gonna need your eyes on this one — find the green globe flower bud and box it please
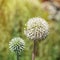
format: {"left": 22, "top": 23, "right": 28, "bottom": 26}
{"left": 9, "top": 37, "right": 25, "bottom": 53}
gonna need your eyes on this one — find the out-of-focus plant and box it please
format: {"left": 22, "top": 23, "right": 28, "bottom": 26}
{"left": 9, "top": 37, "right": 25, "bottom": 60}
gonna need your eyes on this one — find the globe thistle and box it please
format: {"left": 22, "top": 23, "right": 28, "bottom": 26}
{"left": 24, "top": 17, "right": 49, "bottom": 40}
{"left": 9, "top": 37, "right": 25, "bottom": 53}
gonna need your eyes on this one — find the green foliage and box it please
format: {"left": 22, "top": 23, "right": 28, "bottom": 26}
{"left": 0, "top": 0, "right": 60, "bottom": 60}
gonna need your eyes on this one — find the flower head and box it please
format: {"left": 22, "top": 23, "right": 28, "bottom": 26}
{"left": 9, "top": 37, "right": 25, "bottom": 53}
{"left": 24, "top": 17, "right": 49, "bottom": 40}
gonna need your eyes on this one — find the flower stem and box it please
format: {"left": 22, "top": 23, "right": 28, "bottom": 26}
{"left": 32, "top": 40, "right": 36, "bottom": 60}
{"left": 17, "top": 51, "right": 19, "bottom": 60}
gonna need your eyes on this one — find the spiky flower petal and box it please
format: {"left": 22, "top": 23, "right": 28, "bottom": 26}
{"left": 24, "top": 17, "right": 49, "bottom": 40}
{"left": 9, "top": 37, "right": 25, "bottom": 53}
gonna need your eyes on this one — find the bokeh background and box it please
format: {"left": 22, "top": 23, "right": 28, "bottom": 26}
{"left": 0, "top": 0, "right": 60, "bottom": 60}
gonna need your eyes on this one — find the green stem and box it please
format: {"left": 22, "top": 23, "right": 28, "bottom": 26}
{"left": 17, "top": 51, "right": 19, "bottom": 60}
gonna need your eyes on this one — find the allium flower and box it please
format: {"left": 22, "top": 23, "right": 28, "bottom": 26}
{"left": 24, "top": 17, "right": 49, "bottom": 40}
{"left": 9, "top": 37, "right": 25, "bottom": 53}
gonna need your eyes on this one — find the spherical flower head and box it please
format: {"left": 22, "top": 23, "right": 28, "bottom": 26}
{"left": 9, "top": 37, "right": 25, "bottom": 53}
{"left": 24, "top": 17, "right": 49, "bottom": 40}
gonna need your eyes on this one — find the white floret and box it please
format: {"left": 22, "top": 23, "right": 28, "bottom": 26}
{"left": 24, "top": 17, "right": 49, "bottom": 40}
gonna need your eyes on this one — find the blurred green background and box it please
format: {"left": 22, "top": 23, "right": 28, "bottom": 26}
{"left": 0, "top": 0, "right": 60, "bottom": 60}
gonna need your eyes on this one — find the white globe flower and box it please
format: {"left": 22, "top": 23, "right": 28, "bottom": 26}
{"left": 24, "top": 17, "right": 49, "bottom": 40}
{"left": 9, "top": 37, "right": 25, "bottom": 53}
